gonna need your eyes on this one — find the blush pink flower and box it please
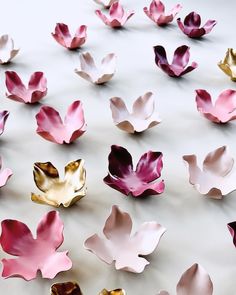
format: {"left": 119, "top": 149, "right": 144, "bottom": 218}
{"left": 94, "top": 0, "right": 117, "bottom": 9}
{"left": 5, "top": 71, "right": 47, "bottom": 104}
{"left": 0, "top": 211, "right": 72, "bottom": 280}
{"left": 95, "top": 1, "right": 135, "bottom": 28}
{"left": 144, "top": 0, "right": 182, "bottom": 26}
{"left": 177, "top": 12, "right": 217, "bottom": 38}
{"left": 36, "top": 100, "right": 86, "bottom": 144}
{"left": 154, "top": 45, "right": 198, "bottom": 77}
{"left": 0, "top": 156, "right": 12, "bottom": 188}
{"left": 0, "top": 111, "right": 9, "bottom": 136}
{"left": 52, "top": 23, "right": 87, "bottom": 50}
{"left": 84, "top": 205, "right": 166, "bottom": 273}
{"left": 104, "top": 145, "right": 165, "bottom": 197}
{"left": 0, "top": 35, "right": 19, "bottom": 64}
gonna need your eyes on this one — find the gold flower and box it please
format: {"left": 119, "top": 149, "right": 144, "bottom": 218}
{"left": 51, "top": 282, "right": 83, "bottom": 295}
{"left": 218, "top": 48, "right": 236, "bottom": 81}
{"left": 99, "top": 289, "right": 126, "bottom": 295}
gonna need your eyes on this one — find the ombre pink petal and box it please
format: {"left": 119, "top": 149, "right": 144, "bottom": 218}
{"left": 0, "top": 211, "right": 72, "bottom": 280}
{"left": 103, "top": 145, "right": 165, "bottom": 197}
{"left": 0, "top": 157, "right": 12, "bottom": 188}
{"left": 52, "top": 23, "right": 87, "bottom": 49}
{"left": 0, "top": 111, "right": 9, "bottom": 136}
{"left": 5, "top": 71, "right": 47, "bottom": 104}
{"left": 36, "top": 100, "right": 86, "bottom": 144}
{"left": 0, "top": 35, "right": 19, "bottom": 64}
{"left": 94, "top": 0, "right": 116, "bottom": 8}
{"left": 84, "top": 205, "right": 166, "bottom": 273}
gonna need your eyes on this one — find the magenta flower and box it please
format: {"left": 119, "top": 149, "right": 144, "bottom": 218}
{"left": 5, "top": 71, "right": 47, "bottom": 104}
{"left": 144, "top": 0, "right": 182, "bottom": 26}
{"left": 154, "top": 45, "right": 198, "bottom": 77}
{"left": 103, "top": 145, "right": 165, "bottom": 197}
{"left": 0, "top": 111, "right": 9, "bottom": 136}
{"left": 196, "top": 89, "right": 236, "bottom": 123}
{"left": 0, "top": 156, "right": 12, "bottom": 188}
{"left": 52, "top": 23, "right": 87, "bottom": 50}
{"left": 95, "top": 1, "right": 135, "bottom": 28}
{"left": 36, "top": 100, "right": 86, "bottom": 144}
{"left": 177, "top": 12, "right": 217, "bottom": 38}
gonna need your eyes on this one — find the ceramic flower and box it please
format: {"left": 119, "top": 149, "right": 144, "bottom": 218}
{"left": 36, "top": 100, "right": 86, "bottom": 144}
{"left": 51, "top": 282, "right": 83, "bottom": 295}
{"left": 143, "top": 0, "right": 182, "bottom": 26}
{"left": 31, "top": 160, "right": 86, "bottom": 208}
{"left": 0, "top": 111, "right": 9, "bottom": 136}
{"left": 100, "top": 289, "right": 126, "bottom": 295}
{"left": 183, "top": 146, "right": 236, "bottom": 199}
{"left": 94, "top": 0, "right": 116, "bottom": 9}
{"left": 177, "top": 12, "right": 217, "bottom": 38}
{"left": 0, "top": 211, "right": 72, "bottom": 280}
{"left": 75, "top": 52, "right": 116, "bottom": 85}
{"left": 218, "top": 49, "right": 236, "bottom": 82}
{"left": 104, "top": 145, "right": 165, "bottom": 197}
{"left": 5, "top": 71, "right": 47, "bottom": 104}
{"left": 0, "top": 156, "right": 12, "bottom": 188}
{"left": 157, "top": 263, "right": 213, "bottom": 295}
{"left": 95, "top": 1, "right": 135, "bottom": 28}
{"left": 0, "top": 35, "right": 19, "bottom": 64}
{"left": 153, "top": 45, "right": 198, "bottom": 77}
{"left": 84, "top": 205, "right": 166, "bottom": 273}
{"left": 195, "top": 89, "right": 236, "bottom": 123}
{"left": 52, "top": 23, "right": 87, "bottom": 50}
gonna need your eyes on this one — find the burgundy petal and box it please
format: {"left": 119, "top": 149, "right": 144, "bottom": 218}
{"left": 228, "top": 221, "right": 236, "bottom": 247}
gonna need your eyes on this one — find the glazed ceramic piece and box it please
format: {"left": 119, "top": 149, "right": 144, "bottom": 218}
{"left": 0, "top": 35, "right": 19, "bottom": 64}
{"left": 144, "top": 0, "right": 182, "bottom": 26}
{"left": 183, "top": 146, "right": 236, "bottom": 199}
{"left": 94, "top": 0, "right": 116, "bottom": 9}
{"left": 84, "top": 205, "right": 166, "bottom": 273}
{"left": 0, "top": 156, "right": 12, "bottom": 188}
{"left": 5, "top": 71, "right": 47, "bottom": 104}
{"left": 75, "top": 52, "right": 116, "bottom": 84}
{"left": 0, "top": 111, "right": 9, "bottom": 136}
{"left": 218, "top": 49, "right": 236, "bottom": 82}
{"left": 0, "top": 211, "right": 72, "bottom": 280}
{"left": 177, "top": 12, "right": 216, "bottom": 38}
{"left": 153, "top": 45, "right": 198, "bottom": 77}
{"left": 36, "top": 100, "right": 86, "bottom": 144}
{"left": 195, "top": 89, "right": 236, "bottom": 123}
{"left": 95, "top": 1, "right": 135, "bottom": 28}
{"left": 52, "top": 23, "right": 87, "bottom": 49}
{"left": 104, "top": 145, "right": 165, "bottom": 197}
{"left": 99, "top": 289, "right": 126, "bottom": 295}
{"left": 31, "top": 160, "right": 86, "bottom": 207}
{"left": 51, "top": 282, "right": 83, "bottom": 295}
{"left": 110, "top": 92, "right": 161, "bottom": 133}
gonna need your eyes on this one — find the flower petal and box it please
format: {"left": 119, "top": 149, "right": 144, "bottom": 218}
{"left": 172, "top": 45, "right": 190, "bottom": 69}
{"left": 33, "top": 162, "right": 59, "bottom": 192}
{"left": 5, "top": 71, "right": 27, "bottom": 103}
{"left": 184, "top": 12, "right": 201, "bottom": 27}
{"left": 0, "top": 110, "right": 9, "bottom": 135}
{"left": 51, "top": 281, "right": 83, "bottom": 295}
{"left": 28, "top": 72, "right": 47, "bottom": 103}
{"left": 108, "top": 145, "right": 133, "bottom": 177}
{"left": 203, "top": 19, "right": 217, "bottom": 34}
{"left": 228, "top": 221, "right": 236, "bottom": 247}
{"left": 99, "top": 289, "right": 126, "bottom": 295}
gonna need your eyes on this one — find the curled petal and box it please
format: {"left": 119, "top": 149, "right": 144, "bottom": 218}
{"left": 218, "top": 48, "right": 236, "bottom": 81}
{"left": 0, "top": 110, "right": 9, "bottom": 135}
{"left": 51, "top": 281, "right": 83, "bottom": 295}
{"left": 228, "top": 221, "right": 236, "bottom": 247}
{"left": 0, "top": 35, "right": 19, "bottom": 64}
{"left": 0, "top": 156, "right": 12, "bottom": 188}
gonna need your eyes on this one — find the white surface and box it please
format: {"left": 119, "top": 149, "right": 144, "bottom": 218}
{"left": 0, "top": 0, "right": 236, "bottom": 294}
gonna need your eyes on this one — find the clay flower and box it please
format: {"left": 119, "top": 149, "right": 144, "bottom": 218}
{"left": 143, "top": 0, "right": 182, "bottom": 26}
{"left": 0, "top": 111, "right": 9, "bottom": 136}
{"left": 75, "top": 52, "right": 116, "bottom": 85}
{"left": 157, "top": 264, "right": 213, "bottom": 295}
{"left": 94, "top": 0, "right": 116, "bottom": 9}
{"left": 95, "top": 1, "right": 135, "bottom": 28}
{"left": 84, "top": 205, "right": 166, "bottom": 273}
{"left": 218, "top": 49, "right": 236, "bottom": 82}
{"left": 183, "top": 146, "right": 236, "bottom": 199}
{"left": 0, "top": 156, "right": 12, "bottom": 188}
{"left": 0, "top": 211, "right": 72, "bottom": 280}
{"left": 110, "top": 92, "right": 161, "bottom": 133}
{"left": 36, "top": 100, "right": 86, "bottom": 144}
{"left": 0, "top": 35, "right": 19, "bottom": 64}
{"left": 51, "top": 282, "right": 83, "bottom": 295}
{"left": 31, "top": 160, "right": 86, "bottom": 208}
{"left": 104, "top": 145, "right": 165, "bottom": 197}
{"left": 5, "top": 71, "right": 47, "bottom": 104}
{"left": 153, "top": 45, "right": 198, "bottom": 77}
{"left": 100, "top": 289, "right": 126, "bottom": 295}
{"left": 195, "top": 89, "right": 236, "bottom": 123}
{"left": 52, "top": 23, "right": 87, "bottom": 50}
{"left": 177, "top": 12, "right": 217, "bottom": 38}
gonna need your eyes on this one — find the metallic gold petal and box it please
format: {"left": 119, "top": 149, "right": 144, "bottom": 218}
{"left": 218, "top": 48, "right": 236, "bottom": 81}
{"left": 33, "top": 162, "right": 59, "bottom": 192}
{"left": 99, "top": 289, "right": 126, "bottom": 295}
{"left": 51, "top": 281, "right": 83, "bottom": 295}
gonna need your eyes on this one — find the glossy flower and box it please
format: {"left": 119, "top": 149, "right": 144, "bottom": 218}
{"left": 110, "top": 92, "right": 161, "bottom": 133}
{"left": 0, "top": 156, "right": 12, "bottom": 188}
{"left": 94, "top": 0, "right": 116, "bottom": 9}
{"left": 100, "top": 289, "right": 126, "bottom": 295}
{"left": 84, "top": 205, "right": 166, "bottom": 273}
{"left": 153, "top": 45, "right": 197, "bottom": 77}
{"left": 75, "top": 52, "right": 116, "bottom": 84}
{"left": 5, "top": 71, "right": 47, "bottom": 104}
{"left": 36, "top": 100, "right": 86, "bottom": 144}
{"left": 177, "top": 12, "right": 216, "bottom": 38}
{"left": 52, "top": 23, "right": 87, "bottom": 50}
{"left": 51, "top": 282, "right": 82, "bottom": 295}
{"left": 0, "top": 35, "right": 19, "bottom": 64}
{"left": 144, "top": 0, "right": 182, "bottom": 26}
{"left": 218, "top": 48, "right": 236, "bottom": 82}
{"left": 0, "top": 111, "right": 9, "bottom": 136}
{"left": 0, "top": 211, "right": 72, "bottom": 280}
{"left": 104, "top": 145, "right": 164, "bottom": 197}
{"left": 95, "top": 1, "right": 135, "bottom": 28}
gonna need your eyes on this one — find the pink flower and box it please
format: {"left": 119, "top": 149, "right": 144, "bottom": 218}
{"left": 94, "top": 0, "right": 116, "bottom": 9}
{"left": 0, "top": 156, "right": 12, "bottom": 188}
{"left": 0, "top": 111, "right": 9, "bottom": 136}
{"left": 84, "top": 205, "right": 166, "bottom": 273}
{"left": 52, "top": 23, "right": 87, "bottom": 50}
{"left": 0, "top": 211, "right": 72, "bottom": 280}
{"left": 144, "top": 0, "right": 182, "bottom": 26}
{"left": 196, "top": 89, "right": 236, "bottom": 123}
{"left": 0, "top": 35, "right": 19, "bottom": 64}
{"left": 154, "top": 45, "right": 197, "bottom": 77}
{"left": 36, "top": 100, "right": 86, "bottom": 144}
{"left": 177, "top": 12, "right": 217, "bottom": 38}
{"left": 104, "top": 145, "right": 165, "bottom": 197}
{"left": 95, "top": 1, "right": 135, "bottom": 28}
{"left": 5, "top": 71, "right": 47, "bottom": 104}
